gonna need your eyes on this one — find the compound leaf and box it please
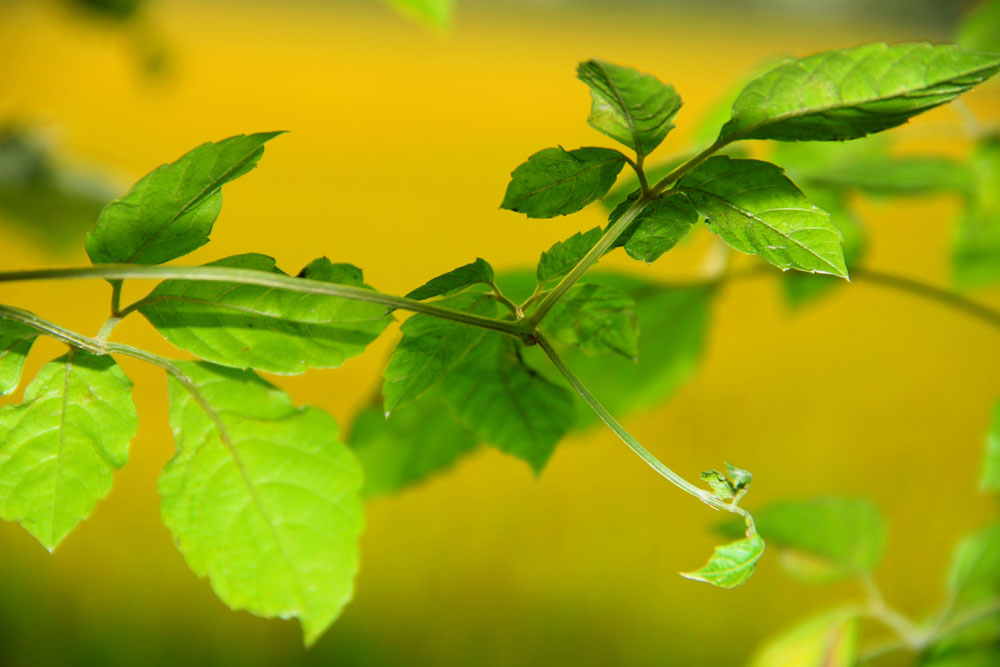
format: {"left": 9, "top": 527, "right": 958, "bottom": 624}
{"left": 750, "top": 609, "right": 860, "bottom": 667}
{"left": 382, "top": 291, "right": 497, "bottom": 414}
{"left": 719, "top": 43, "right": 1000, "bottom": 143}
{"left": 607, "top": 190, "right": 699, "bottom": 262}
{"left": 540, "top": 283, "right": 638, "bottom": 359}
{"left": 139, "top": 254, "right": 392, "bottom": 375}
{"left": 160, "top": 361, "right": 363, "bottom": 646}
{"left": 576, "top": 59, "right": 682, "bottom": 155}
{"left": 953, "top": 136, "right": 1000, "bottom": 287}
{"left": 536, "top": 227, "right": 602, "bottom": 286}
{"left": 982, "top": 401, "right": 1000, "bottom": 493}
{"left": 406, "top": 258, "right": 494, "bottom": 300}
{"left": 86, "top": 132, "right": 281, "bottom": 265}
{"left": 0, "top": 320, "right": 38, "bottom": 396}
{"left": 501, "top": 146, "right": 626, "bottom": 218}
{"left": 349, "top": 389, "right": 478, "bottom": 497}
{"left": 681, "top": 533, "right": 765, "bottom": 589}
{"left": 678, "top": 156, "right": 847, "bottom": 277}
{"left": 0, "top": 351, "right": 136, "bottom": 550}
{"left": 442, "top": 332, "right": 575, "bottom": 473}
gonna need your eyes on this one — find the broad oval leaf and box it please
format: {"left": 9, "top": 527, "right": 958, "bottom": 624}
{"left": 678, "top": 156, "right": 847, "bottom": 277}
{"left": 442, "top": 332, "right": 575, "bottom": 473}
{"left": 405, "top": 258, "right": 494, "bottom": 301}
{"left": 382, "top": 291, "right": 497, "bottom": 415}
{"left": 160, "top": 361, "right": 363, "bottom": 645}
{"left": 86, "top": 132, "right": 281, "bottom": 265}
{"left": 536, "top": 227, "right": 602, "bottom": 286}
{"left": 138, "top": 253, "right": 392, "bottom": 375}
{"left": 501, "top": 146, "right": 626, "bottom": 219}
{"left": 608, "top": 190, "right": 699, "bottom": 263}
{"left": 0, "top": 351, "right": 136, "bottom": 550}
{"left": 576, "top": 60, "right": 682, "bottom": 155}
{"left": 681, "top": 533, "right": 765, "bottom": 589}
{"left": 981, "top": 401, "right": 1000, "bottom": 493}
{"left": 349, "top": 389, "right": 478, "bottom": 498}
{"left": 0, "top": 320, "right": 38, "bottom": 396}
{"left": 540, "top": 283, "right": 638, "bottom": 359}
{"left": 750, "top": 609, "right": 860, "bottom": 667}
{"left": 719, "top": 43, "right": 1000, "bottom": 143}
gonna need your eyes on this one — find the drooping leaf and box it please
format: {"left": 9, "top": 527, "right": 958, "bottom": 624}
{"left": 501, "top": 146, "right": 627, "bottom": 218}
{"left": 348, "top": 389, "right": 478, "bottom": 497}
{"left": 781, "top": 187, "right": 867, "bottom": 308}
{"left": 86, "top": 132, "right": 281, "bottom": 265}
{"left": 382, "top": 291, "right": 497, "bottom": 414}
{"left": 536, "top": 227, "right": 602, "bottom": 286}
{"left": 953, "top": 136, "right": 1000, "bottom": 288}
{"left": 405, "top": 258, "right": 494, "bottom": 300}
{"left": 947, "top": 521, "right": 1000, "bottom": 611}
{"left": 981, "top": 401, "right": 1000, "bottom": 493}
{"left": 383, "top": 0, "right": 453, "bottom": 29}
{"left": 701, "top": 470, "right": 735, "bottom": 500}
{"left": 0, "top": 320, "right": 38, "bottom": 396}
{"left": 576, "top": 60, "right": 682, "bottom": 155}
{"left": 678, "top": 156, "right": 847, "bottom": 277}
{"left": 718, "top": 497, "right": 886, "bottom": 583}
{"left": 681, "top": 533, "right": 765, "bottom": 589}
{"left": 958, "top": 0, "right": 1000, "bottom": 54}
{"left": 0, "top": 351, "right": 136, "bottom": 550}
{"left": 749, "top": 609, "right": 860, "bottom": 667}
{"left": 719, "top": 43, "right": 1000, "bottom": 143}
{"left": 607, "top": 190, "right": 699, "bottom": 262}
{"left": 160, "top": 361, "right": 363, "bottom": 645}
{"left": 139, "top": 254, "right": 392, "bottom": 375}
{"left": 540, "top": 283, "right": 638, "bottom": 359}
{"left": 442, "top": 332, "right": 575, "bottom": 473}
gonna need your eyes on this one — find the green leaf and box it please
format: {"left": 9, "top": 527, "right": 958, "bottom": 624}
{"left": 0, "top": 351, "right": 136, "bottom": 550}
{"left": 139, "top": 253, "right": 392, "bottom": 375}
{"left": 681, "top": 533, "right": 765, "bottom": 589}
{"left": 86, "top": 132, "right": 281, "bottom": 265}
{"left": 701, "top": 470, "right": 735, "bottom": 500}
{"left": 0, "top": 320, "right": 38, "bottom": 396}
{"left": 726, "top": 462, "right": 753, "bottom": 491}
{"left": 501, "top": 147, "right": 627, "bottom": 219}
{"left": 749, "top": 609, "right": 860, "bottom": 667}
{"left": 953, "top": 136, "right": 1000, "bottom": 288}
{"left": 540, "top": 283, "right": 638, "bottom": 359}
{"left": 576, "top": 60, "right": 682, "bottom": 155}
{"left": 719, "top": 43, "right": 1000, "bottom": 143}
{"left": 781, "top": 187, "right": 866, "bottom": 308}
{"left": 607, "top": 190, "right": 699, "bottom": 262}
{"left": 160, "top": 361, "right": 363, "bottom": 645}
{"left": 382, "top": 291, "right": 497, "bottom": 415}
{"left": 405, "top": 258, "right": 494, "bottom": 300}
{"left": 348, "top": 389, "right": 478, "bottom": 497}
{"left": 958, "top": 0, "right": 1000, "bottom": 54}
{"left": 678, "top": 156, "right": 847, "bottom": 277}
{"left": 442, "top": 332, "right": 575, "bottom": 473}
{"left": 719, "top": 497, "right": 886, "bottom": 583}
{"left": 981, "top": 401, "right": 1000, "bottom": 493}
{"left": 536, "top": 227, "right": 602, "bottom": 286}
{"left": 947, "top": 521, "right": 1000, "bottom": 610}
{"left": 384, "top": 0, "right": 452, "bottom": 29}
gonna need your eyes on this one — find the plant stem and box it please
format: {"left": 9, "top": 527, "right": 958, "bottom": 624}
{"left": 0, "top": 265, "right": 531, "bottom": 339}
{"left": 535, "top": 331, "right": 749, "bottom": 519}
{"left": 651, "top": 139, "right": 726, "bottom": 194}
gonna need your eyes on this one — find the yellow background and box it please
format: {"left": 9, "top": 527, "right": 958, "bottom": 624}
{"left": 0, "top": 1, "right": 998, "bottom": 664}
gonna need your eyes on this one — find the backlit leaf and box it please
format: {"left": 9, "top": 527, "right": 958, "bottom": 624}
{"left": 501, "top": 146, "right": 626, "bottom": 218}
{"left": 958, "top": 0, "right": 1000, "bottom": 54}
{"left": 720, "top": 43, "right": 1000, "bottom": 143}
{"left": 139, "top": 253, "right": 392, "bottom": 375}
{"left": 406, "top": 258, "right": 495, "bottom": 300}
{"left": 678, "top": 156, "right": 847, "bottom": 277}
{"left": 953, "top": 136, "right": 1000, "bottom": 288}
{"left": 607, "top": 190, "right": 698, "bottom": 262}
{"left": 681, "top": 533, "right": 765, "bottom": 589}
{"left": 536, "top": 227, "right": 602, "bottom": 286}
{"left": 541, "top": 283, "right": 638, "bottom": 359}
{"left": 749, "top": 609, "right": 860, "bottom": 667}
{"left": 947, "top": 521, "right": 1000, "bottom": 610}
{"left": 160, "top": 361, "right": 363, "bottom": 645}
{"left": 981, "top": 401, "right": 1000, "bottom": 493}
{"left": 0, "top": 351, "right": 136, "bottom": 550}
{"left": 86, "top": 132, "right": 281, "bottom": 265}
{"left": 0, "top": 320, "right": 38, "bottom": 396}
{"left": 576, "top": 60, "right": 682, "bottom": 155}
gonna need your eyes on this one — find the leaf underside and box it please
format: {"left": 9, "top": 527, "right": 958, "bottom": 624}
{"left": 0, "top": 320, "right": 39, "bottom": 396}
{"left": 681, "top": 533, "right": 765, "bottom": 589}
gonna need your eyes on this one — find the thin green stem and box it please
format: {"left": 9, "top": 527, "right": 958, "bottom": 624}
{"left": 109, "top": 280, "right": 123, "bottom": 317}
{"left": 651, "top": 138, "right": 727, "bottom": 194}
{"left": 535, "top": 331, "right": 749, "bottom": 519}
{"left": 0, "top": 265, "right": 530, "bottom": 339}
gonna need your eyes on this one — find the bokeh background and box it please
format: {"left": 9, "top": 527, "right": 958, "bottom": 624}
{"left": 1, "top": 0, "right": 998, "bottom": 665}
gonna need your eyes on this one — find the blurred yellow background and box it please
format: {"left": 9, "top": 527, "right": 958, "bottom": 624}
{"left": 1, "top": 1, "right": 998, "bottom": 664}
